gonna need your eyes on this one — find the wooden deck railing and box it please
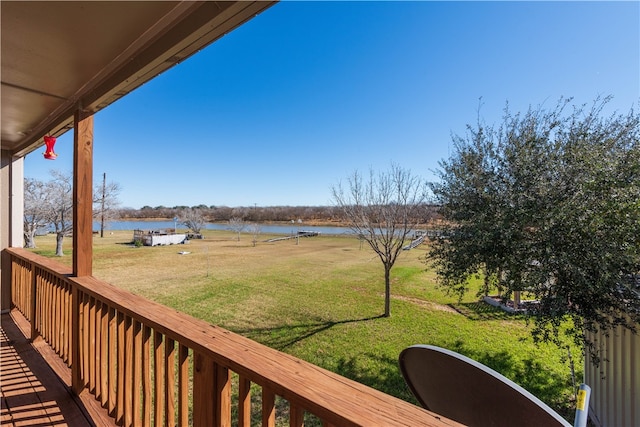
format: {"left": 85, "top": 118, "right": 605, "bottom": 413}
{"left": 6, "top": 247, "right": 462, "bottom": 427}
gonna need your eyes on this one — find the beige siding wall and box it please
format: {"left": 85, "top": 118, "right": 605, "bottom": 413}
{"left": 1, "top": 151, "right": 24, "bottom": 312}
{"left": 585, "top": 321, "right": 639, "bottom": 427}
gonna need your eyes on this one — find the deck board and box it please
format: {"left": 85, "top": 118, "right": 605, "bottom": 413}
{"left": 1, "top": 311, "right": 114, "bottom": 427}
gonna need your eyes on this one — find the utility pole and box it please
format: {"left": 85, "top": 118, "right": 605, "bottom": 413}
{"left": 100, "top": 172, "right": 106, "bottom": 238}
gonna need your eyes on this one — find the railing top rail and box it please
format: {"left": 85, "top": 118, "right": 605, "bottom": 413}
{"left": 7, "top": 247, "right": 72, "bottom": 277}
{"left": 6, "top": 247, "right": 462, "bottom": 427}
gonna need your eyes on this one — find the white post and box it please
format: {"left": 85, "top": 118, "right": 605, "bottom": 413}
{"left": 0, "top": 152, "right": 24, "bottom": 312}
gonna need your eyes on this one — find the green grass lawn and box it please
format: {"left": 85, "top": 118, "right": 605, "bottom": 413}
{"left": 31, "top": 229, "right": 580, "bottom": 420}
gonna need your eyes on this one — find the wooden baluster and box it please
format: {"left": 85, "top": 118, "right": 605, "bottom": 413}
{"left": 29, "top": 262, "right": 37, "bottom": 340}
{"left": 154, "top": 332, "right": 164, "bottom": 427}
{"left": 52, "top": 275, "right": 57, "bottom": 345}
{"left": 63, "top": 283, "right": 70, "bottom": 364}
{"left": 134, "top": 320, "right": 143, "bottom": 424}
{"left": 27, "top": 262, "right": 30, "bottom": 313}
{"left": 116, "top": 311, "right": 125, "bottom": 425}
{"left": 124, "top": 315, "right": 134, "bottom": 427}
{"left": 142, "top": 326, "right": 152, "bottom": 427}
{"left": 23, "top": 261, "right": 27, "bottom": 313}
{"left": 71, "top": 287, "right": 82, "bottom": 394}
{"left": 69, "top": 285, "right": 74, "bottom": 363}
{"left": 10, "top": 260, "right": 15, "bottom": 309}
{"left": 48, "top": 274, "right": 54, "bottom": 342}
{"left": 14, "top": 261, "right": 20, "bottom": 313}
{"left": 13, "top": 260, "right": 18, "bottom": 311}
{"left": 238, "top": 376, "right": 252, "bottom": 427}
{"left": 89, "top": 297, "right": 97, "bottom": 394}
{"left": 108, "top": 308, "right": 117, "bottom": 416}
{"left": 49, "top": 274, "right": 55, "bottom": 344}
{"left": 178, "top": 345, "right": 189, "bottom": 426}
{"left": 215, "top": 363, "right": 231, "bottom": 427}
{"left": 34, "top": 271, "right": 40, "bottom": 338}
{"left": 290, "top": 403, "right": 304, "bottom": 427}
{"left": 39, "top": 273, "right": 44, "bottom": 338}
{"left": 11, "top": 260, "right": 16, "bottom": 309}
{"left": 54, "top": 277, "right": 61, "bottom": 353}
{"left": 67, "top": 284, "right": 72, "bottom": 362}
{"left": 44, "top": 275, "right": 51, "bottom": 343}
{"left": 192, "top": 351, "right": 214, "bottom": 427}
{"left": 262, "top": 388, "right": 275, "bottom": 427}
{"left": 100, "top": 303, "right": 109, "bottom": 407}
{"left": 14, "top": 260, "right": 18, "bottom": 309}
{"left": 60, "top": 280, "right": 65, "bottom": 354}
{"left": 165, "top": 338, "right": 176, "bottom": 427}
{"left": 93, "top": 300, "right": 101, "bottom": 397}
{"left": 14, "top": 260, "right": 19, "bottom": 311}
{"left": 82, "top": 293, "right": 90, "bottom": 388}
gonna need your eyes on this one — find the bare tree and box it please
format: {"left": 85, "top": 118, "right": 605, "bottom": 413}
{"left": 179, "top": 208, "right": 207, "bottom": 235}
{"left": 228, "top": 217, "right": 246, "bottom": 241}
{"left": 23, "top": 178, "right": 50, "bottom": 248}
{"left": 248, "top": 223, "right": 262, "bottom": 247}
{"left": 94, "top": 172, "right": 121, "bottom": 237}
{"left": 42, "top": 170, "right": 73, "bottom": 256}
{"left": 332, "top": 164, "right": 429, "bottom": 317}
{"left": 25, "top": 171, "right": 121, "bottom": 252}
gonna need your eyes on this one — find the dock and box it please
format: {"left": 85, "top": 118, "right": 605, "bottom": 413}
{"left": 266, "top": 230, "right": 320, "bottom": 242}
{"left": 402, "top": 230, "right": 444, "bottom": 250}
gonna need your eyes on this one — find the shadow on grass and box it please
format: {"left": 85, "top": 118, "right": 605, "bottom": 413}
{"left": 333, "top": 351, "right": 418, "bottom": 403}
{"left": 450, "top": 300, "right": 526, "bottom": 321}
{"left": 233, "top": 314, "right": 385, "bottom": 350}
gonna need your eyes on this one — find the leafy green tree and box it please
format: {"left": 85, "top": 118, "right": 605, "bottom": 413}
{"left": 429, "top": 97, "right": 640, "bottom": 358}
{"left": 332, "top": 164, "right": 429, "bottom": 317}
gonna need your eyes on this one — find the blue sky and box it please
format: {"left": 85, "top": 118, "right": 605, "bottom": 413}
{"left": 24, "top": 1, "right": 640, "bottom": 209}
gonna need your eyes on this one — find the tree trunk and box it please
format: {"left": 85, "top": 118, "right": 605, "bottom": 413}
{"left": 55, "top": 232, "right": 65, "bottom": 256}
{"left": 24, "top": 230, "right": 36, "bottom": 248}
{"left": 384, "top": 265, "right": 391, "bottom": 317}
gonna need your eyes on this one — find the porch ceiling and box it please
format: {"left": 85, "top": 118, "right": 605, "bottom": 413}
{"left": 1, "top": 1, "right": 276, "bottom": 158}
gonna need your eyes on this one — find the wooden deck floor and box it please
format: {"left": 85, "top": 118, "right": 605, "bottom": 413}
{"left": 1, "top": 311, "right": 113, "bottom": 427}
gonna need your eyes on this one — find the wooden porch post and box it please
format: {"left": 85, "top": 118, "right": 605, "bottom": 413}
{"left": 71, "top": 111, "right": 93, "bottom": 394}
{"left": 72, "top": 111, "right": 93, "bottom": 277}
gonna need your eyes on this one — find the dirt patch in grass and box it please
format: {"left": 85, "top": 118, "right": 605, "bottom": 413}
{"left": 389, "top": 294, "right": 460, "bottom": 314}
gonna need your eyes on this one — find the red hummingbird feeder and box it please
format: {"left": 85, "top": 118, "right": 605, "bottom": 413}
{"left": 43, "top": 135, "right": 57, "bottom": 160}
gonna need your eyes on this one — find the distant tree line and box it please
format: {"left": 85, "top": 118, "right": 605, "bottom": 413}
{"left": 119, "top": 204, "right": 440, "bottom": 224}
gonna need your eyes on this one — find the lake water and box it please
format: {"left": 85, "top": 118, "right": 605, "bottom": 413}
{"left": 98, "top": 220, "right": 354, "bottom": 236}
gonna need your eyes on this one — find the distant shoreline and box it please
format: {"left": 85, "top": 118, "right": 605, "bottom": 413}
{"left": 117, "top": 217, "right": 347, "bottom": 227}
